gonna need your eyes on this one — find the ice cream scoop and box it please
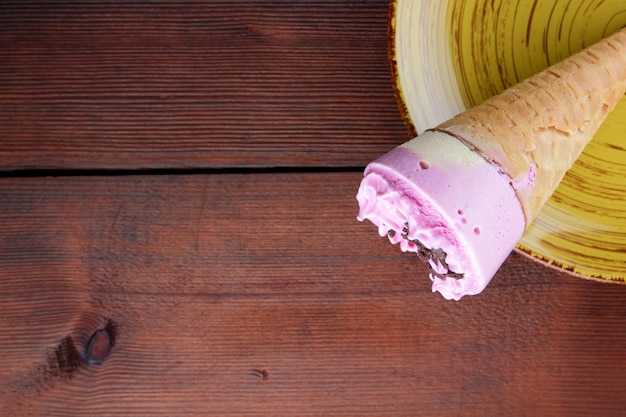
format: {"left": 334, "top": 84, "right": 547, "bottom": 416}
{"left": 357, "top": 27, "right": 626, "bottom": 300}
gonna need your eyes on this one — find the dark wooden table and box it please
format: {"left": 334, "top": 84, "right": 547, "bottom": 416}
{"left": 1, "top": 2, "right": 625, "bottom": 416}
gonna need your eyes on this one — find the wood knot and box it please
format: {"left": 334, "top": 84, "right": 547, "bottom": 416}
{"left": 85, "top": 319, "right": 117, "bottom": 365}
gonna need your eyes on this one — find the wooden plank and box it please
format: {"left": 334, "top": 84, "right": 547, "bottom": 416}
{"left": 1, "top": 173, "right": 625, "bottom": 416}
{"left": 0, "top": 1, "right": 408, "bottom": 171}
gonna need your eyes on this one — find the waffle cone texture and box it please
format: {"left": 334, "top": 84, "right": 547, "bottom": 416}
{"left": 429, "top": 27, "right": 626, "bottom": 227}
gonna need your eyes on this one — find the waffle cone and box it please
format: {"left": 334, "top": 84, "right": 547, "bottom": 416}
{"left": 429, "top": 28, "right": 626, "bottom": 227}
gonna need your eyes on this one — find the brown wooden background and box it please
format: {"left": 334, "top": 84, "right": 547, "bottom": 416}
{"left": 1, "top": 2, "right": 625, "bottom": 416}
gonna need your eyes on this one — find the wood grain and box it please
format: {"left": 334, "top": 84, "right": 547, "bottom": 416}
{"left": 1, "top": 173, "right": 625, "bottom": 416}
{"left": 0, "top": 1, "right": 408, "bottom": 171}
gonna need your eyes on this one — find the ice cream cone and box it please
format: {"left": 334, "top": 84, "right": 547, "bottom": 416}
{"left": 430, "top": 27, "right": 626, "bottom": 226}
{"left": 357, "top": 28, "right": 626, "bottom": 300}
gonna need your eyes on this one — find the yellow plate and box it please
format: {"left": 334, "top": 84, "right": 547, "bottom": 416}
{"left": 389, "top": 0, "right": 626, "bottom": 283}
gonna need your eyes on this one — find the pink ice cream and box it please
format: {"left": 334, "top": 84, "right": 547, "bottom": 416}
{"left": 357, "top": 131, "right": 526, "bottom": 300}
